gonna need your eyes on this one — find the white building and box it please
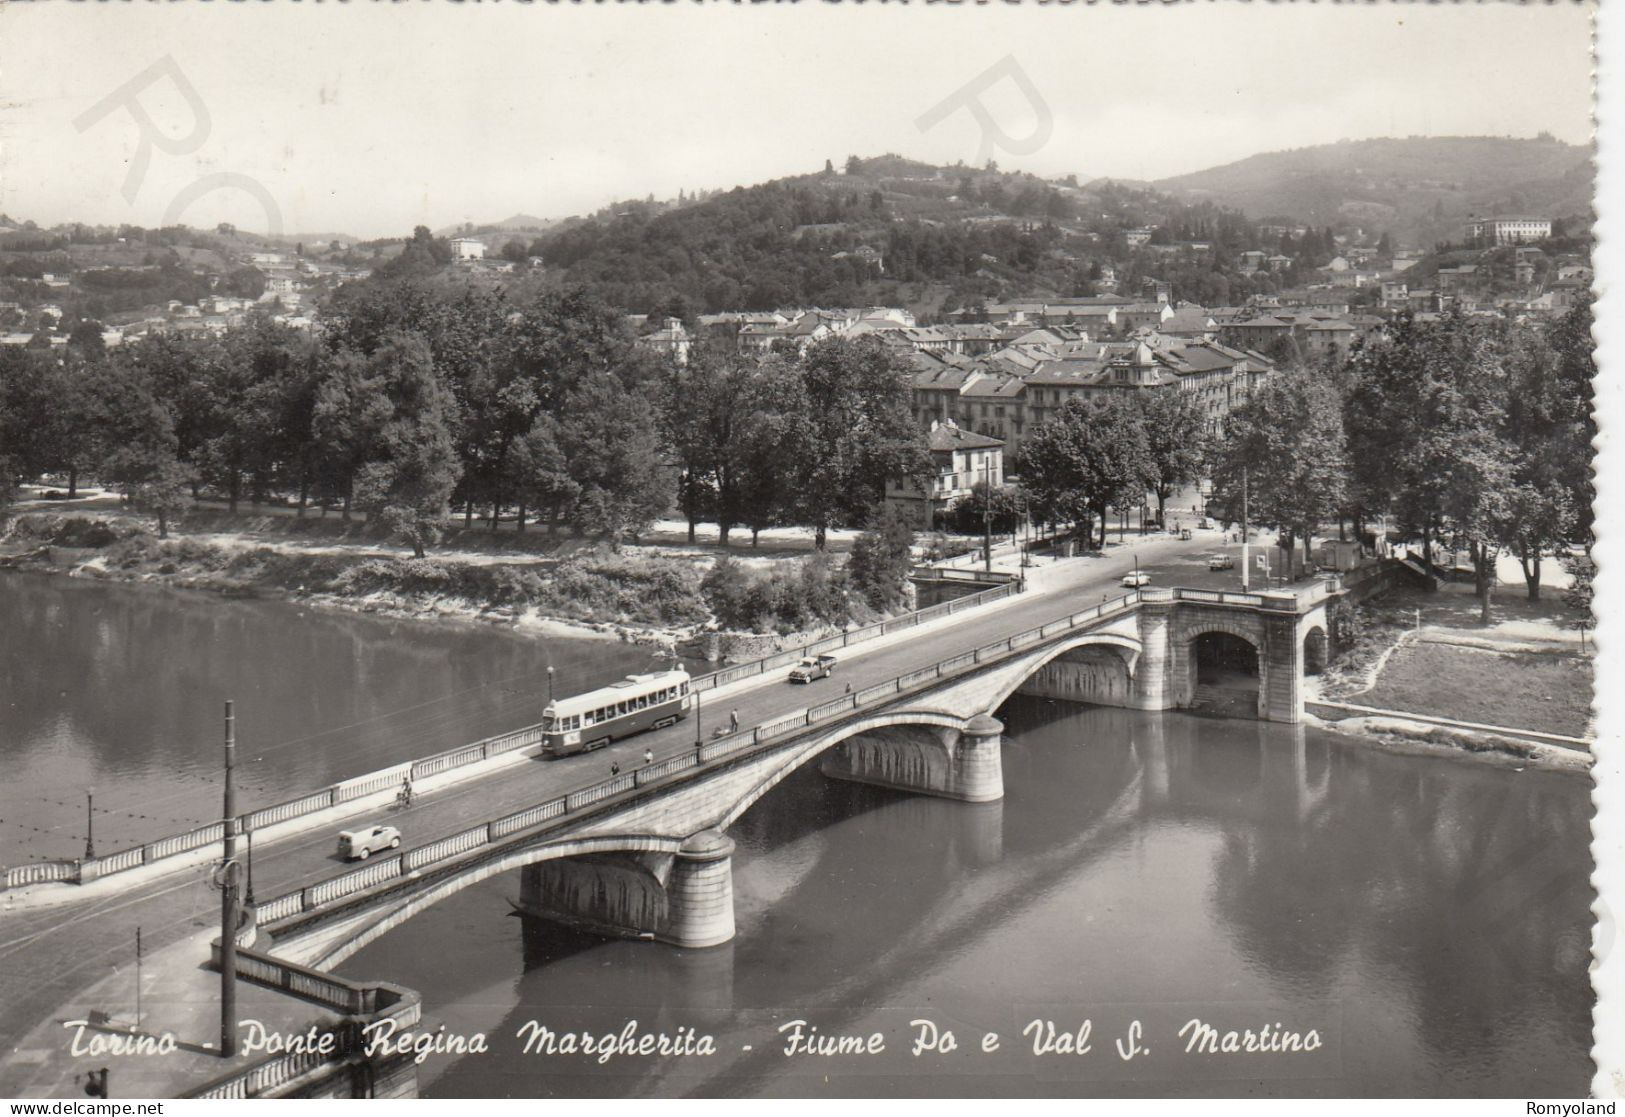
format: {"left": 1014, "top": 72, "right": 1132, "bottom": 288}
{"left": 451, "top": 237, "right": 487, "bottom": 261}
{"left": 1465, "top": 216, "right": 1552, "bottom": 245}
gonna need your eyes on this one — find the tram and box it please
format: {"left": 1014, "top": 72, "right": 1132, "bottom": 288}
{"left": 540, "top": 669, "right": 692, "bottom": 757}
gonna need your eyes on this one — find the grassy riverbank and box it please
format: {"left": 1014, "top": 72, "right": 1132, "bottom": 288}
{"left": 1316, "top": 580, "right": 1593, "bottom": 746}
{"left": 1, "top": 511, "right": 711, "bottom": 637}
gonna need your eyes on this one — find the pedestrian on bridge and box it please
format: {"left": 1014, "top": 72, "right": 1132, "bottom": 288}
{"left": 729, "top": 709, "right": 740, "bottom": 732}
{"left": 611, "top": 761, "right": 620, "bottom": 777}
{"left": 644, "top": 747, "right": 654, "bottom": 767}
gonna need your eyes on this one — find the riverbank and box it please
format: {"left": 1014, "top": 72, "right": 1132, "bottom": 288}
{"left": 0, "top": 510, "right": 717, "bottom": 648}
{"left": 0, "top": 509, "right": 928, "bottom": 660}
{"left": 1307, "top": 578, "right": 1593, "bottom": 770}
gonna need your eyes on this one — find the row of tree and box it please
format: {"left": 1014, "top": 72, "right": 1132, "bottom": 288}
{"left": 990, "top": 301, "right": 1592, "bottom": 627}
{"left": 1206, "top": 301, "right": 1595, "bottom": 621}
{"left": 0, "top": 281, "right": 932, "bottom": 559}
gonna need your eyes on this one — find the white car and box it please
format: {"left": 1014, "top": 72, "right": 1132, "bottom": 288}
{"left": 789, "top": 654, "right": 838, "bottom": 683}
{"left": 337, "top": 824, "right": 401, "bottom": 861}
{"left": 1121, "top": 571, "right": 1152, "bottom": 587}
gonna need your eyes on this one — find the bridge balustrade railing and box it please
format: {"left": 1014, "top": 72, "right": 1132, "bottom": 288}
{"left": 306, "top": 855, "right": 403, "bottom": 909}
{"left": 490, "top": 798, "right": 566, "bottom": 839}
{"left": 248, "top": 586, "right": 1169, "bottom": 927}
{"left": 186, "top": 963, "right": 420, "bottom": 1100}
{"left": 405, "top": 825, "right": 491, "bottom": 872}
{"left": 4, "top": 860, "right": 79, "bottom": 888}
{"left": 639, "top": 752, "right": 698, "bottom": 784}
{"left": 699, "top": 731, "right": 754, "bottom": 763}
{"left": 567, "top": 773, "right": 635, "bottom": 811}
{"left": 143, "top": 822, "right": 224, "bottom": 863}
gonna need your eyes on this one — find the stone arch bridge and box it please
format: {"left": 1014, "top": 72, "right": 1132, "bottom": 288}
{"left": 251, "top": 586, "right": 1333, "bottom": 968}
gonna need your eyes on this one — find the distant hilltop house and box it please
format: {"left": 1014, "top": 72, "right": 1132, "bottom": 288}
{"left": 1465, "top": 215, "right": 1551, "bottom": 246}
{"left": 249, "top": 252, "right": 287, "bottom": 268}
{"left": 634, "top": 317, "right": 691, "bottom": 365}
{"left": 451, "top": 237, "right": 487, "bottom": 261}
{"left": 830, "top": 245, "right": 884, "bottom": 272}
{"left": 1124, "top": 228, "right": 1154, "bottom": 248}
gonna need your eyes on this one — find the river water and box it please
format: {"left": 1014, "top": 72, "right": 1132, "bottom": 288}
{"left": 0, "top": 572, "right": 693, "bottom": 864}
{"left": 1, "top": 573, "right": 1596, "bottom": 1096}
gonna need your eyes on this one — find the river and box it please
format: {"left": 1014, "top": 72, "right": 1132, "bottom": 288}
{"left": 0, "top": 571, "right": 697, "bottom": 864}
{"left": 1, "top": 573, "right": 1596, "bottom": 1096}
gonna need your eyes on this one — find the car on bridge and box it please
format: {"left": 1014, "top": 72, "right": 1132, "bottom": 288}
{"left": 1120, "top": 571, "right": 1152, "bottom": 587}
{"left": 337, "top": 824, "right": 401, "bottom": 861}
{"left": 1208, "top": 555, "right": 1235, "bottom": 571}
{"left": 788, "top": 654, "right": 838, "bottom": 683}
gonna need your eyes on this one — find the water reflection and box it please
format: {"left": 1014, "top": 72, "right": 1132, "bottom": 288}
{"left": 0, "top": 573, "right": 696, "bottom": 860}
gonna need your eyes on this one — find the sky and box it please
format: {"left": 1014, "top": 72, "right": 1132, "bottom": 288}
{"left": 0, "top": 1, "right": 1598, "bottom": 239}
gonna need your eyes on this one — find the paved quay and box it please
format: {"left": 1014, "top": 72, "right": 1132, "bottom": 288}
{"left": 0, "top": 926, "right": 340, "bottom": 1100}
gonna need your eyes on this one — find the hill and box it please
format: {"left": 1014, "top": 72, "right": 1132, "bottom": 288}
{"left": 1154, "top": 136, "right": 1593, "bottom": 247}
{"left": 521, "top": 155, "right": 1277, "bottom": 317}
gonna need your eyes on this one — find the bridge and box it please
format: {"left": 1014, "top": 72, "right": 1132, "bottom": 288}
{"left": 2, "top": 561, "right": 1386, "bottom": 1099}
{"left": 240, "top": 583, "right": 1335, "bottom": 971}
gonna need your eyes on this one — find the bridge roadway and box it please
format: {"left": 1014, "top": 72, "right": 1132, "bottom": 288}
{"left": 0, "top": 529, "right": 1243, "bottom": 1067}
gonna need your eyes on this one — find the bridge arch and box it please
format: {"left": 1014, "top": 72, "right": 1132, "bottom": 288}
{"left": 280, "top": 833, "right": 686, "bottom": 970}
{"left": 717, "top": 710, "right": 974, "bottom": 830}
{"left": 986, "top": 633, "right": 1141, "bottom": 713}
{"left": 1172, "top": 617, "right": 1264, "bottom": 716}
{"left": 1303, "top": 624, "right": 1329, "bottom": 676}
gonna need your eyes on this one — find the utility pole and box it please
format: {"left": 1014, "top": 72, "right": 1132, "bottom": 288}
{"left": 982, "top": 455, "right": 993, "bottom": 573}
{"left": 1241, "top": 465, "right": 1250, "bottom": 592}
{"left": 84, "top": 788, "right": 95, "bottom": 860}
{"left": 219, "top": 701, "right": 238, "bottom": 1058}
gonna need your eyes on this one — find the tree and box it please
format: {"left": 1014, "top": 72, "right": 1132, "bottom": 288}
{"left": 555, "top": 373, "right": 668, "bottom": 546}
{"left": 847, "top": 504, "right": 916, "bottom": 611}
{"left": 94, "top": 369, "right": 195, "bottom": 539}
{"left": 348, "top": 333, "right": 462, "bottom": 558}
{"left": 945, "top": 481, "right": 1022, "bottom": 535}
{"left": 312, "top": 346, "right": 393, "bottom": 521}
{"left": 1346, "top": 311, "right": 1515, "bottom": 622}
{"left": 1210, "top": 374, "right": 1348, "bottom": 574}
{"left": 786, "top": 338, "right": 929, "bottom": 550}
{"left": 1021, "top": 396, "right": 1154, "bottom": 548}
{"left": 1136, "top": 389, "right": 1208, "bottom": 524}
{"left": 508, "top": 414, "right": 578, "bottom": 534}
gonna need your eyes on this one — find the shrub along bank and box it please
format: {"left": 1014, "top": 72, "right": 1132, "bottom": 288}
{"left": 3, "top": 513, "right": 709, "bottom": 629}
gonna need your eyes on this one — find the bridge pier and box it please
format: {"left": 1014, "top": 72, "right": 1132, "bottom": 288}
{"left": 820, "top": 714, "right": 1004, "bottom": 803}
{"left": 516, "top": 830, "right": 736, "bottom": 949}
{"left": 1258, "top": 614, "right": 1304, "bottom": 724}
{"left": 1132, "top": 599, "right": 1174, "bottom": 711}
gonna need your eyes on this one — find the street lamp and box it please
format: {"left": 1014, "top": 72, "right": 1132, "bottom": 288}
{"left": 546, "top": 665, "right": 555, "bottom": 704}
{"left": 982, "top": 455, "right": 993, "bottom": 573}
{"left": 84, "top": 788, "right": 94, "bottom": 860}
{"left": 693, "top": 688, "right": 703, "bottom": 747}
{"left": 244, "top": 829, "right": 255, "bottom": 906}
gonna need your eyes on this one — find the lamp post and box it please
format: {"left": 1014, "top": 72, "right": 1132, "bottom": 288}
{"left": 693, "top": 688, "right": 703, "bottom": 747}
{"left": 219, "top": 700, "right": 238, "bottom": 1058}
{"left": 982, "top": 455, "right": 993, "bottom": 573}
{"left": 546, "top": 665, "right": 555, "bottom": 705}
{"left": 84, "top": 788, "right": 95, "bottom": 860}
